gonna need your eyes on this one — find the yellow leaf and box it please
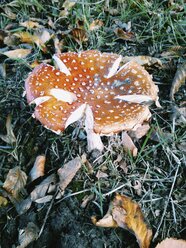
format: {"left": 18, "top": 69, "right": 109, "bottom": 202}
{"left": 3, "top": 49, "right": 31, "bottom": 59}
{"left": 14, "top": 32, "right": 41, "bottom": 45}
{"left": 93, "top": 194, "right": 152, "bottom": 248}
{"left": 156, "top": 238, "right": 186, "bottom": 248}
{"left": 29, "top": 155, "right": 45, "bottom": 181}
{"left": 0, "top": 196, "right": 8, "bottom": 207}
{"left": 89, "top": 20, "right": 104, "bottom": 31}
{"left": 112, "top": 194, "right": 152, "bottom": 248}
{"left": 3, "top": 167, "right": 27, "bottom": 201}
{"left": 14, "top": 30, "right": 51, "bottom": 51}
{"left": 20, "top": 20, "right": 42, "bottom": 29}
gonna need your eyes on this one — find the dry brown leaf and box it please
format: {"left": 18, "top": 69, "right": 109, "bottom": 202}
{"left": 119, "top": 160, "right": 128, "bottom": 174}
{"left": 70, "top": 28, "right": 88, "bottom": 45}
{"left": 170, "top": 62, "right": 186, "bottom": 100}
{"left": 3, "top": 33, "right": 20, "bottom": 46}
{"left": 94, "top": 194, "right": 152, "bottom": 248}
{"left": 122, "top": 56, "right": 162, "bottom": 68}
{"left": 15, "top": 196, "right": 32, "bottom": 215}
{"left": 121, "top": 131, "right": 138, "bottom": 157}
{"left": 3, "top": 167, "right": 27, "bottom": 201}
{"left": 17, "top": 222, "right": 39, "bottom": 248}
{"left": 35, "top": 195, "right": 53, "bottom": 204}
{"left": 30, "top": 174, "right": 56, "bottom": 202}
{"left": 29, "top": 155, "right": 45, "bottom": 181}
{"left": 0, "top": 114, "right": 16, "bottom": 145}
{"left": 30, "top": 60, "right": 41, "bottom": 68}
{"left": 156, "top": 238, "right": 186, "bottom": 248}
{"left": 129, "top": 124, "right": 150, "bottom": 140}
{"left": 58, "top": 157, "right": 82, "bottom": 192}
{"left": 0, "top": 63, "right": 6, "bottom": 78}
{"left": 114, "top": 28, "right": 135, "bottom": 41}
{"left": 96, "top": 170, "right": 108, "bottom": 180}
{"left": 81, "top": 153, "right": 94, "bottom": 174}
{"left": 113, "top": 195, "right": 152, "bottom": 248}
{"left": 0, "top": 30, "right": 8, "bottom": 47}
{"left": 0, "top": 196, "right": 8, "bottom": 207}
{"left": 54, "top": 37, "right": 64, "bottom": 54}
{"left": 14, "top": 30, "right": 51, "bottom": 51}
{"left": 3, "top": 7, "right": 17, "bottom": 19}
{"left": 20, "top": 20, "right": 42, "bottom": 29}
{"left": 81, "top": 194, "right": 94, "bottom": 208}
{"left": 133, "top": 180, "right": 142, "bottom": 196}
{"left": 63, "top": 0, "right": 77, "bottom": 9}
{"left": 89, "top": 20, "right": 104, "bottom": 31}
{"left": 2, "top": 49, "right": 31, "bottom": 59}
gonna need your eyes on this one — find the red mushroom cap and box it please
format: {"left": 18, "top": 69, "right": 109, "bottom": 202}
{"left": 25, "top": 50, "right": 158, "bottom": 134}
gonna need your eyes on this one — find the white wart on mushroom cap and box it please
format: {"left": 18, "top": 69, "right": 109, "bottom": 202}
{"left": 25, "top": 50, "right": 158, "bottom": 134}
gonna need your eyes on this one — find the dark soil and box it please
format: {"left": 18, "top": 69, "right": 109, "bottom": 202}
{"left": 1, "top": 197, "right": 139, "bottom": 248}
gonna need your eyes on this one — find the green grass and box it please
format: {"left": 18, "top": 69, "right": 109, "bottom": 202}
{"left": 0, "top": 0, "right": 185, "bottom": 247}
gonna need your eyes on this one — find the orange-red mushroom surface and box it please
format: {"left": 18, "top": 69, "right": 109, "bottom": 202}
{"left": 25, "top": 50, "right": 158, "bottom": 134}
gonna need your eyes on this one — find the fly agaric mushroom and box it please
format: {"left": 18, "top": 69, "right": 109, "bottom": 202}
{"left": 25, "top": 50, "right": 159, "bottom": 153}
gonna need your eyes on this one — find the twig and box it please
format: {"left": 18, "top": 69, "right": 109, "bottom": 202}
{"left": 38, "top": 189, "right": 59, "bottom": 238}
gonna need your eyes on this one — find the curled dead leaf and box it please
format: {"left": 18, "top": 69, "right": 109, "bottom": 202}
{"left": 30, "top": 174, "right": 56, "bottom": 202}
{"left": 58, "top": 157, "right": 82, "bottom": 193}
{"left": 114, "top": 28, "right": 135, "bottom": 41}
{"left": 155, "top": 238, "right": 186, "bottom": 248}
{"left": 29, "top": 155, "right": 46, "bottom": 181}
{"left": 121, "top": 131, "right": 138, "bottom": 157}
{"left": 17, "top": 222, "right": 39, "bottom": 248}
{"left": 2, "top": 49, "right": 31, "bottom": 59}
{"left": 96, "top": 170, "right": 108, "bottom": 180}
{"left": 63, "top": 0, "right": 77, "bottom": 9}
{"left": 122, "top": 56, "right": 162, "bottom": 68}
{"left": 20, "top": 20, "right": 42, "bottom": 29}
{"left": 0, "top": 196, "right": 8, "bottom": 207}
{"left": 89, "top": 20, "right": 104, "bottom": 31}
{"left": 3, "top": 167, "right": 27, "bottom": 201}
{"left": 81, "top": 194, "right": 94, "bottom": 208}
{"left": 0, "top": 114, "right": 16, "bottom": 145}
{"left": 14, "top": 30, "right": 51, "bottom": 51}
{"left": 70, "top": 28, "right": 88, "bottom": 45}
{"left": 93, "top": 194, "right": 152, "bottom": 248}
{"left": 3, "top": 7, "right": 17, "bottom": 20}
{"left": 129, "top": 124, "right": 150, "bottom": 140}
{"left": 170, "top": 62, "right": 186, "bottom": 100}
